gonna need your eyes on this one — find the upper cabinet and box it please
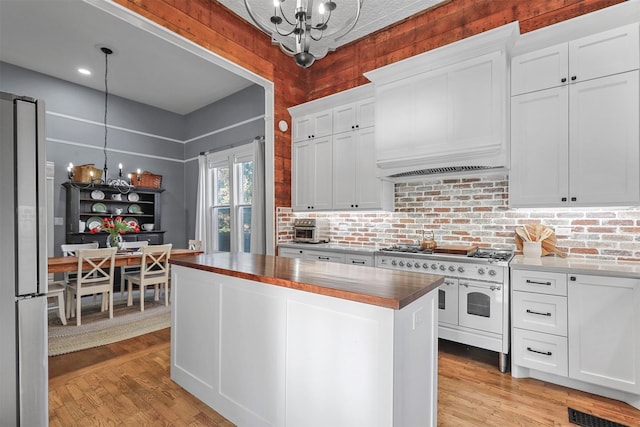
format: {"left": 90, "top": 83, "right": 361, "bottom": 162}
{"left": 510, "top": 23, "right": 640, "bottom": 207}
{"left": 292, "top": 109, "right": 332, "bottom": 143}
{"left": 332, "top": 98, "right": 375, "bottom": 135}
{"left": 289, "top": 85, "right": 394, "bottom": 212}
{"left": 512, "top": 24, "right": 640, "bottom": 95}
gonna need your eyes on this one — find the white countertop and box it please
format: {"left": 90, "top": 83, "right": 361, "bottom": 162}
{"left": 510, "top": 255, "right": 640, "bottom": 279}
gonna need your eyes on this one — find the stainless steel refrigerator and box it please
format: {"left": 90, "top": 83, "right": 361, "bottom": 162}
{"left": 0, "top": 91, "right": 49, "bottom": 426}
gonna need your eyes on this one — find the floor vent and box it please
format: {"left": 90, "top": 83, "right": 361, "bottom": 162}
{"left": 568, "top": 408, "right": 628, "bottom": 427}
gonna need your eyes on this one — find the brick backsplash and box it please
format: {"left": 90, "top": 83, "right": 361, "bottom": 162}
{"left": 277, "top": 173, "right": 640, "bottom": 262}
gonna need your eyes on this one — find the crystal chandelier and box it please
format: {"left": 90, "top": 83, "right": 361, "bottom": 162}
{"left": 244, "top": 0, "right": 363, "bottom": 68}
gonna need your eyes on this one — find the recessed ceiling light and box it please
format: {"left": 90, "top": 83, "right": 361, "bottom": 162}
{"left": 78, "top": 68, "right": 91, "bottom": 76}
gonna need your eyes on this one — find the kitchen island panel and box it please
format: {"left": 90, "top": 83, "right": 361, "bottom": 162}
{"left": 170, "top": 257, "right": 440, "bottom": 427}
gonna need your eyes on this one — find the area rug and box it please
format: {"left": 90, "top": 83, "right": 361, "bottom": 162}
{"left": 48, "top": 292, "right": 171, "bottom": 356}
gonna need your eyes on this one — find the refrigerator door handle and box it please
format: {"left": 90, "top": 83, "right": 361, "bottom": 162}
{"left": 15, "top": 99, "right": 44, "bottom": 296}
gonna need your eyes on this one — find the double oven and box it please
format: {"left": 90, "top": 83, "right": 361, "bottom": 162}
{"left": 376, "top": 247, "right": 513, "bottom": 372}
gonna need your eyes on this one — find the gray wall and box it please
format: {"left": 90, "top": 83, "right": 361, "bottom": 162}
{"left": 1, "top": 61, "right": 264, "bottom": 254}
{"left": 183, "top": 84, "right": 265, "bottom": 242}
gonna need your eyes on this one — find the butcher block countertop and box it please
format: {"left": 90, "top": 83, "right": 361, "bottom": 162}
{"left": 170, "top": 252, "right": 444, "bottom": 310}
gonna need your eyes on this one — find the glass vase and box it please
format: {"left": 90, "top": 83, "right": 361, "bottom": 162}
{"left": 106, "top": 233, "right": 124, "bottom": 252}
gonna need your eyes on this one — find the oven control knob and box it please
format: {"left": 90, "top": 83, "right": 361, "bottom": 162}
{"left": 423, "top": 263, "right": 429, "bottom": 269}
{"left": 407, "top": 264, "right": 413, "bottom": 269}
{"left": 414, "top": 262, "right": 420, "bottom": 268}
{"left": 439, "top": 265, "right": 446, "bottom": 271}
{"left": 391, "top": 260, "right": 397, "bottom": 266}
{"left": 431, "top": 264, "right": 437, "bottom": 270}
{"left": 478, "top": 268, "right": 485, "bottom": 275}
{"left": 399, "top": 261, "right": 405, "bottom": 267}
{"left": 458, "top": 266, "right": 465, "bottom": 273}
{"left": 448, "top": 265, "right": 455, "bottom": 272}
{"left": 488, "top": 269, "right": 497, "bottom": 276}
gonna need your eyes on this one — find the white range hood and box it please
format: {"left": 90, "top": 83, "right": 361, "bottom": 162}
{"left": 365, "top": 22, "right": 519, "bottom": 180}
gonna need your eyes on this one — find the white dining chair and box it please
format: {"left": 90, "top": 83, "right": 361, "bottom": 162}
{"left": 61, "top": 242, "right": 99, "bottom": 283}
{"left": 47, "top": 281, "right": 67, "bottom": 326}
{"left": 65, "top": 247, "right": 117, "bottom": 326}
{"left": 124, "top": 244, "right": 172, "bottom": 312}
{"left": 118, "top": 240, "right": 150, "bottom": 295}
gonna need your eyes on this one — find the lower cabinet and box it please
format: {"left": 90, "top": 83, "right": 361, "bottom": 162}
{"left": 568, "top": 274, "right": 640, "bottom": 394}
{"left": 278, "top": 246, "right": 374, "bottom": 266}
{"left": 511, "top": 268, "right": 640, "bottom": 406}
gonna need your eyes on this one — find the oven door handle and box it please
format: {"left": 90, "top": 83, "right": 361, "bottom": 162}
{"left": 459, "top": 282, "right": 502, "bottom": 292}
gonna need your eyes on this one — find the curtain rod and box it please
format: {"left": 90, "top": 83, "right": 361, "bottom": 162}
{"left": 200, "top": 136, "right": 264, "bottom": 156}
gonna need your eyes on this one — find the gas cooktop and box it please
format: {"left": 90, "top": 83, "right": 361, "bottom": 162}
{"left": 377, "top": 245, "right": 514, "bottom": 265}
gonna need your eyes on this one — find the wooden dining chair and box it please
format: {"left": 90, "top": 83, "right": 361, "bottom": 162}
{"left": 188, "top": 239, "right": 202, "bottom": 251}
{"left": 118, "top": 240, "right": 149, "bottom": 296}
{"left": 124, "top": 244, "right": 172, "bottom": 311}
{"left": 65, "top": 247, "right": 117, "bottom": 326}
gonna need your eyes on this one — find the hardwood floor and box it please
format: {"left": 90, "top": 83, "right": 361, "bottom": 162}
{"left": 49, "top": 332, "right": 640, "bottom": 426}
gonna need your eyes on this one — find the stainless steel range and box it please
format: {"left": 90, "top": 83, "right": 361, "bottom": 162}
{"left": 376, "top": 246, "right": 514, "bottom": 372}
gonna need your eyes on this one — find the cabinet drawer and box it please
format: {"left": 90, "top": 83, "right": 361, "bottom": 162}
{"left": 512, "top": 269, "right": 567, "bottom": 296}
{"left": 279, "top": 248, "right": 304, "bottom": 259}
{"left": 513, "top": 291, "right": 567, "bottom": 336}
{"left": 303, "top": 251, "right": 345, "bottom": 264}
{"left": 345, "top": 254, "right": 373, "bottom": 267}
{"left": 513, "top": 328, "right": 568, "bottom": 377}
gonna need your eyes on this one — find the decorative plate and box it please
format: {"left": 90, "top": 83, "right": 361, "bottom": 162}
{"left": 128, "top": 204, "right": 142, "bottom": 214}
{"left": 124, "top": 217, "right": 138, "bottom": 226}
{"left": 91, "top": 190, "right": 105, "bottom": 200}
{"left": 128, "top": 192, "right": 140, "bottom": 202}
{"left": 91, "top": 202, "right": 107, "bottom": 213}
{"left": 87, "top": 216, "right": 103, "bottom": 231}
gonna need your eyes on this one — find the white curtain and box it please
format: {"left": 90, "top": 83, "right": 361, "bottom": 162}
{"left": 195, "top": 154, "right": 211, "bottom": 253}
{"left": 250, "top": 137, "right": 266, "bottom": 254}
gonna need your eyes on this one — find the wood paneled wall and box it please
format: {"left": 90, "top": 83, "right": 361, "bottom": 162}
{"left": 114, "top": 0, "right": 623, "bottom": 209}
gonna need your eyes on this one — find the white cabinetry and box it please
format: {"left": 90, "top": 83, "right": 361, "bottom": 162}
{"left": 292, "top": 136, "right": 333, "bottom": 211}
{"left": 512, "top": 270, "right": 568, "bottom": 377}
{"left": 333, "top": 127, "right": 394, "bottom": 210}
{"left": 332, "top": 98, "right": 375, "bottom": 134}
{"left": 289, "top": 84, "right": 393, "bottom": 212}
{"left": 511, "top": 266, "right": 640, "bottom": 409}
{"left": 568, "top": 274, "right": 640, "bottom": 394}
{"left": 510, "top": 23, "right": 640, "bottom": 207}
{"left": 292, "top": 109, "right": 332, "bottom": 142}
{"left": 278, "top": 246, "right": 374, "bottom": 267}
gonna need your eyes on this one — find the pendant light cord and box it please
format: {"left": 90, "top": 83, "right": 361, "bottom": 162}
{"left": 101, "top": 47, "right": 112, "bottom": 182}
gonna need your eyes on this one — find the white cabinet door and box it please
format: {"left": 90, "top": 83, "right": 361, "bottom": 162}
{"left": 569, "top": 23, "right": 640, "bottom": 84}
{"left": 292, "top": 109, "right": 333, "bottom": 142}
{"left": 511, "top": 43, "right": 568, "bottom": 95}
{"left": 292, "top": 137, "right": 333, "bottom": 211}
{"left": 568, "top": 274, "right": 640, "bottom": 394}
{"left": 569, "top": 71, "right": 639, "bottom": 205}
{"left": 333, "top": 127, "right": 388, "bottom": 210}
{"left": 333, "top": 98, "right": 375, "bottom": 134}
{"left": 510, "top": 86, "right": 569, "bottom": 207}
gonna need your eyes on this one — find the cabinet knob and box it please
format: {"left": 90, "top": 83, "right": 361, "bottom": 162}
{"left": 355, "top": 124, "right": 359, "bottom": 129}
{"left": 570, "top": 276, "right": 576, "bottom": 281}
{"left": 571, "top": 76, "right": 577, "bottom": 81}
{"left": 571, "top": 197, "right": 577, "bottom": 202}
{"left": 561, "top": 197, "right": 567, "bottom": 202}
{"left": 351, "top": 125, "right": 355, "bottom": 129}
{"left": 561, "top": 77, "right": 567, "bottom": 83}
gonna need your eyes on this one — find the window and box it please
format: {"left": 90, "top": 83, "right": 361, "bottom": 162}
{"left": 208, "top": 146, "right": 253, "bottom": 252}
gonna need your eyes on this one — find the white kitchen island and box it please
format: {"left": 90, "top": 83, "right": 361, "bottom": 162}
{"left": 169, "top": 253, "right": 443, "bottom": 427}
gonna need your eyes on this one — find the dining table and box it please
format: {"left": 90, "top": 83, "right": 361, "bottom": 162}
{"left": 47, "top": 248, "right": 202, "bottom": 273}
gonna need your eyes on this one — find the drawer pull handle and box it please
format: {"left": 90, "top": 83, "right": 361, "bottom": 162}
{"left": 318, "top": 256, "right": 330, "bottom": 260}
{"left": 526, "top": 309, "right": 551, "bottom": 317}
{"left": 351, "top": 260, "right": 365, "bottom": 265}
{"left": 527, "top": 347, "right": 552, "bottom": 356}
{"left": 526, "top": 279, "right": 552, "bottom": 286}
